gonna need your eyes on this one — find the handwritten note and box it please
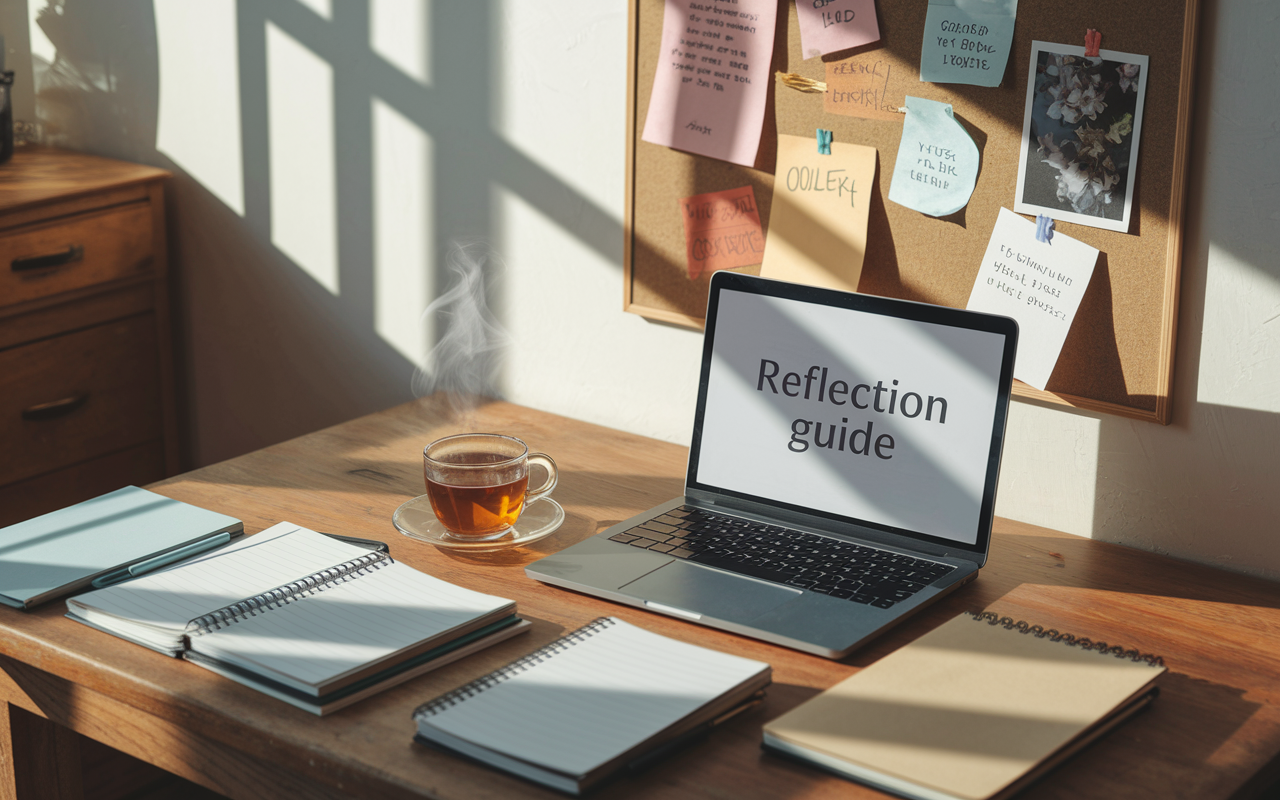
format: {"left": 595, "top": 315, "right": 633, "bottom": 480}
{"left": 679, "top": 186, "right": 765, "bottom": 279}
{"left": 759, "top": 134, "right": 877, "bottom": 292}
{"left": 888, "top": 96, "right": 980, "bottom": 217}
{"left": 823, "top": 56, "right": 907, "bottom": 121}
{"left": 966, "top": 208, "right": 1099, "bottom": 390}
{"left": 641, "top": 0, "right": 779, "bottom": 167}
{"left": 795, "top": 0, "right": 880, "bottom": 60}
{"left": 919, "top": 0, "right": 1018, "bottom": 87}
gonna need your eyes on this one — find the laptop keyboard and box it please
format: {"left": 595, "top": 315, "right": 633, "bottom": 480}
{"left": 608, "top": 506, "right": 956, "bottom": 610}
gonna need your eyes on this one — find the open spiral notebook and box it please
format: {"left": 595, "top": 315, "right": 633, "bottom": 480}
{"left": 67, "top": 523, "right": 527, "bottom": 714}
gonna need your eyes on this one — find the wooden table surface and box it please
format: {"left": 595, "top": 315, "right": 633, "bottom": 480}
{"left": 3, "top": 396, "right": 1280, "bottom": 800}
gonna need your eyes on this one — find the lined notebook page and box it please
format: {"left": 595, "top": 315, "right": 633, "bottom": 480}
{"left": 419, "top": 618, "right": 769, "bottom": 777}
{"left": 189, "top": 561, "right": 513, "bottom": 687}
{"left": 70, "top": 524, "right": 371, "bottom": 631}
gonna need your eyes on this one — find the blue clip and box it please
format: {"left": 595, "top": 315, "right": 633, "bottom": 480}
{"left": 1035, "top": 214, "right": 1055, "bottom": 244}
{"left": 817, "top": 128, "right": 833, "bottom": 155}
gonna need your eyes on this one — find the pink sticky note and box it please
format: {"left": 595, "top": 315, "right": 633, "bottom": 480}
{"left": 641, "top": 0, "right": 780, "bottom": 168}
{"left": 795, "top": 0, "right": 880, "bottom": 60}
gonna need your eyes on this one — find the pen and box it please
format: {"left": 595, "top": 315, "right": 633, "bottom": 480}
{"left": 91, "top": 532, "right": 234, "bottom": 589}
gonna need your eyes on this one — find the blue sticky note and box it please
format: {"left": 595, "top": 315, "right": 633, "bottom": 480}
{"left": 919, "top": 0, "right": 1018, "bottom": 88}
{"left": 888, "top": 96, "right": 980, "bottom": 218}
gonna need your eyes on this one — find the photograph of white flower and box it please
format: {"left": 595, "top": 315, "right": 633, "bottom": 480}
{"left": 1014, "top": 41, "right": 1149, "bottom": 234}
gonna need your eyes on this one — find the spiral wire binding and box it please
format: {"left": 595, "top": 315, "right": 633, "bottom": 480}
{"left": 186, "top": 551, "right": 391, "bottom": 636}
{"left": 967, "top": 611, "right": 1164, "bottom": 667}
{"left": 413, "top": 617, "right": 618, "bottom": 720}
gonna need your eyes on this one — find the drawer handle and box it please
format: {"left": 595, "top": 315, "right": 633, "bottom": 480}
{"left": 12, "top": 245, "right": 85, "bottom": 272}
{"left": 21, "top": 392, "right": 88, "bottom": 421}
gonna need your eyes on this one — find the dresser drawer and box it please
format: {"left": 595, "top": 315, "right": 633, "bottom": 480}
{"left": 0, "top": 441, "right": 166, "bottom": 527}
{"left": 0, "top": 202, "right": 154, "bottom": 308}
{"left": 0, "top": 315, "right": 161, "bottom": 485}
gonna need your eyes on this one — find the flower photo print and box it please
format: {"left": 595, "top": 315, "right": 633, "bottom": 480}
{"left": 1014, "top": 42, "right": 1149, "bottom": 234}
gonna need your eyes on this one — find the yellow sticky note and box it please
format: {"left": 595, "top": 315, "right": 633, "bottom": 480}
{"left": 760, "top": 134, "right": 878, "bottom": 292}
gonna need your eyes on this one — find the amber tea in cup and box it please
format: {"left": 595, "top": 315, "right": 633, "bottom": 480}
{"left": 423, "top": 433, "right": 557, "bottom": 539}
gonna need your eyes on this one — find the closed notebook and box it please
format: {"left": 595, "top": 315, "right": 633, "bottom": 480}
{"left": 763, "top": 611, "right": 1165, "bottom": 800}
{"left": 0, "top": 486, "right": 242, "bottom": 609}
{"left": 413, "top": 617, "right": 772, "bottom": 794}
{"left": 67, "top": 523, "right": 525, "bottom": 714}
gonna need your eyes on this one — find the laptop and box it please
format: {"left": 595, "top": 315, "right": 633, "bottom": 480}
{"left": 527, "top": 272, "right": 1018, "bottom": 658}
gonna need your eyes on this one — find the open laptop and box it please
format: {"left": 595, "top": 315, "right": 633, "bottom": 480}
{"left": 527, "top": 272, "right": 1018, "bottom": 658}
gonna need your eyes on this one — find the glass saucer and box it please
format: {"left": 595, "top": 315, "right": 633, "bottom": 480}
{"left": 393, "top": 495, "right": 565, "bottom": 552}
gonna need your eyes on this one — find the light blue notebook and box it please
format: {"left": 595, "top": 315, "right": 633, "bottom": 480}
{"left": 0, "top": 486, "right": 242, "bottom": 609}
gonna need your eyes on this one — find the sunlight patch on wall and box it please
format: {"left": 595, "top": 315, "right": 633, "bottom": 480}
{"left": 155, "top": 0, "right": 244, "bottom": 215}
{"left": 373, "top": 97, "right": 434, "bottom": 365}
{"left": 294, "top": 0, "right": 332, "bottom": 21}
{"left": 1197, "top": 242, "right": 1280, "bottom": 413}
{"left": 491, "top": 1, "right": 626, "bottom": 219}
{"left": 26, "top": 3, "right": 56, "bottom": 64}
{"left": 370, "top": 0, "right": 430, "bottom": 85}
{"left": 493, "top": 185, "right": 702, "bottom": 445}
{"left": 266, "top": 21, "right": 338, "bottom": 294}
{"left": 994, "top": 403, "right": 1099, "bottom": 537}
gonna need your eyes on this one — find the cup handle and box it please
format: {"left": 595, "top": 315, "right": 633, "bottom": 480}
{"left": 526, "top": 453, "right": 558, "bottom": 503}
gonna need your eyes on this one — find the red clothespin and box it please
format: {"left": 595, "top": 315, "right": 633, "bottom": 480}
{"left": 1084, "top": 29, "right": 1101, "bottom": 57}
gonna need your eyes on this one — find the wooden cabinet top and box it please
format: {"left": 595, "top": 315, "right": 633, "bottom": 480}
{"left": 0, "top": 146, "right": 170, "bottom": 213}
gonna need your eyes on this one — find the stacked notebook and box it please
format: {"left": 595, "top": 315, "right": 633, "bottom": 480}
{"left": 0, "top": 486, "right": 242, "bottom": 609}
{"left": 763, "top": 611, "right": 1166, "bottom": 800}
{"left": 413, "top": 617, "right": 772, "bottom": 794}
{"left": 67, "top": 523, "right": 528, "bottom": 714}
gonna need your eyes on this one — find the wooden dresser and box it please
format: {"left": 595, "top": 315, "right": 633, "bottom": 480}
{"left": 0, "top": 147, "right": 177, "bottom": 527}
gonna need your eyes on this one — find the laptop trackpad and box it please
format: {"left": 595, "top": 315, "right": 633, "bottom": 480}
{"left": 619, "top": 561, "right": 801, "bottom": 624}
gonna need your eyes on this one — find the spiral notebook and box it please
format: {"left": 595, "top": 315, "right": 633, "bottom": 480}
{"left": 412, "top": 617, "right": 772, "bottom": 795}
{"left": 763, "top": 611, "right": 1166, "bottom": 800}
{"left": 66, "top": 523, "right": 526, "bottom": 714}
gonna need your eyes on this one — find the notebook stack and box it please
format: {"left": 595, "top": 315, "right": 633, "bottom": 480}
{"left": 67, "top": 523, "right": 528, "bottom": 714}
{"left": 0, "top": 486, "right": 242, "bottom": 609}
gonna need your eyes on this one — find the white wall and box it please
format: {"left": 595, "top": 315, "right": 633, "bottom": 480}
{"left": 10, "top": 0, "right": 1280, "bottom": 581}
{"left": 994, "top": 0, "right": 1280, "bottom": 580}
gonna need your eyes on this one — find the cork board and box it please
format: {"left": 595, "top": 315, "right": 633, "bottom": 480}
{"left": 623, "top": 0, "right": 1200, "bottom": 424}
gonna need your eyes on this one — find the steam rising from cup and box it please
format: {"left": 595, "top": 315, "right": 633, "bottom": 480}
{"left": 412, "top": 242, "right": 511, "bottom": 422}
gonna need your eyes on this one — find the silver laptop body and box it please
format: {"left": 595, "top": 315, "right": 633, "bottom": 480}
{"left": 527, "top": 272, "right": 1018, "bottom": 658}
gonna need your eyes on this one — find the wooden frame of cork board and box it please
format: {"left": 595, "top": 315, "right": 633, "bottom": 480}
{"left": 622, "top": 0, "right": 1200, "bottom": 424}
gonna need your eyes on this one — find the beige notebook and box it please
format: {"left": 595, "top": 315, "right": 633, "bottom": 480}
{"left": 763, "top": 612, "right": 1165, "bottom": 800}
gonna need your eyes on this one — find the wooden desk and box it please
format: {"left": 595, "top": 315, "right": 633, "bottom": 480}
{"left": 3, "top": 396, "right": 1279, "bottom": 799}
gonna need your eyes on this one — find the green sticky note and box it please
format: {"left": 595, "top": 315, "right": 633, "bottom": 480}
{"left": 888, "top": 96, "right": 980, "bottom": 218}
{"left": 919, "top": 0, "right": 1018, "bottom": 88}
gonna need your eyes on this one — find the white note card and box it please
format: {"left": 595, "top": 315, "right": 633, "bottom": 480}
{"left": 966, "top": 208, "right": 1099, "bottom": 390}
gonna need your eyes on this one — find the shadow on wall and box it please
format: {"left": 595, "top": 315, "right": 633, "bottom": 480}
{"left": 24, "top": 0, "right": 632, "bottom": 468}
{"left": 1081, "top": 0, "right": 1280, "bottom": 580}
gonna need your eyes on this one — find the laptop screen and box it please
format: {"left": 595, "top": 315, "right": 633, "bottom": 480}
{"left": 688, "top": 273, "right": 1017, "bottom": 554}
